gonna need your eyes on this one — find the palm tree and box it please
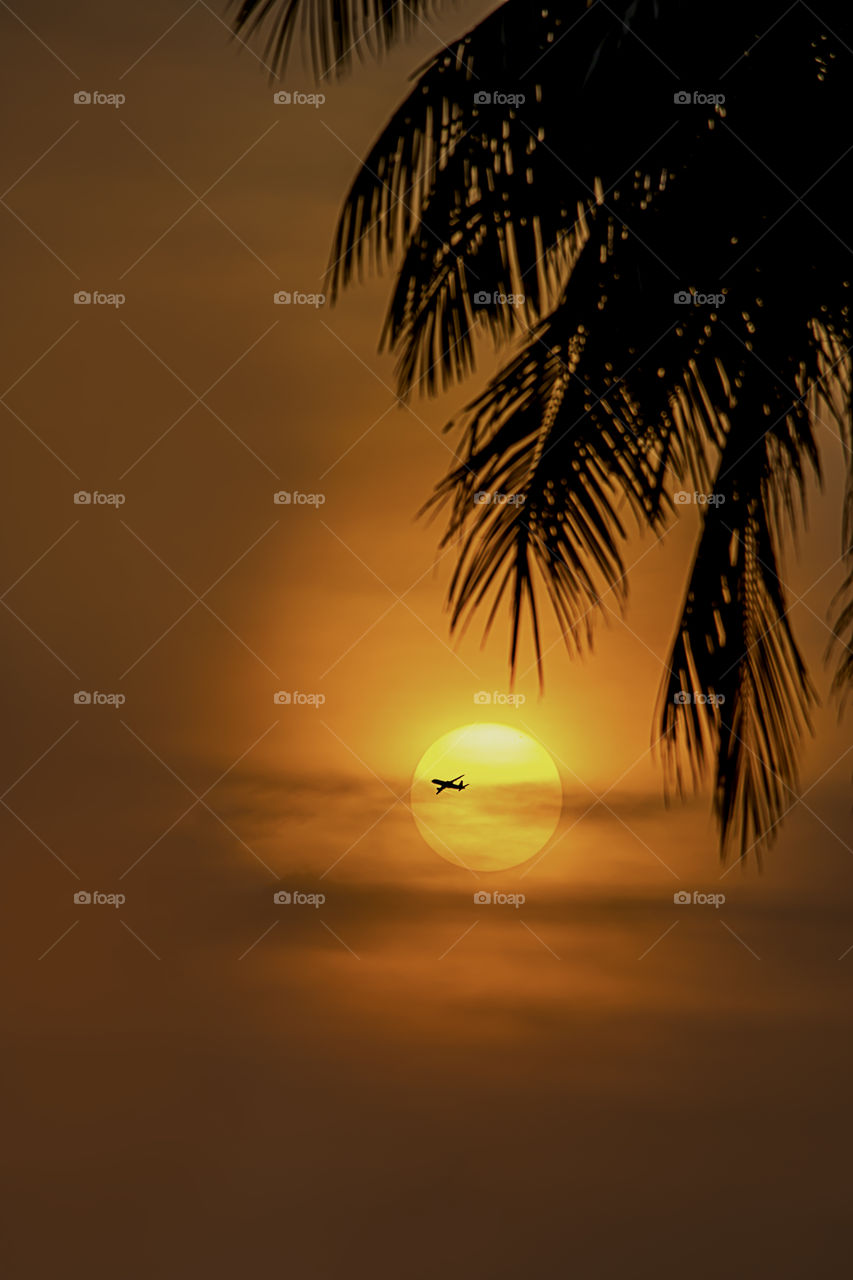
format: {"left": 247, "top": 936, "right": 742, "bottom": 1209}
{"left": 231, "top": 0, "right": 853, "bottom": 862}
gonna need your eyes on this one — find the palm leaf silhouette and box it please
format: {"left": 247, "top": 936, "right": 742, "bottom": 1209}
{"left": 231, "top": 0, "right": 449, "bottom": 77}
{"left": 231, "top": 0, "right": 853, "bottom": 860}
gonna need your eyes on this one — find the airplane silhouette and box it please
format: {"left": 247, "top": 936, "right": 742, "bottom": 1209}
{"left": 432, "top": 774, "right": 468, "bottom": 794}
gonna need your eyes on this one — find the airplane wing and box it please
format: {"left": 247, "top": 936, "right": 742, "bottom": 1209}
{"left": 450, "top": 774, "right": 464, "bottom": 782}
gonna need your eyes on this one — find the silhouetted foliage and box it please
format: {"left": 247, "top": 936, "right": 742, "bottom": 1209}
{"left": 232, "top": 0, "right": 853, "bottom": 861}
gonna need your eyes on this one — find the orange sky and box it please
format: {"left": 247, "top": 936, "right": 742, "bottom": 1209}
{"left": 3, "top": 3, "right": 853, "bottom": 1276}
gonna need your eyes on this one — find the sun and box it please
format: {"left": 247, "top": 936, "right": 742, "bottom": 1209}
{"left": 410, "top": 723, "right": 562, "bottom": 872}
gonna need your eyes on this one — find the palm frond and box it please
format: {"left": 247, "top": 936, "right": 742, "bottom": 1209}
{"left": 658, "top": 363, "right": 824, "bottom": 857}
{"left": 327, "top": 0, "right": 682, "bottom": 390}
{"left": 230, "top": 0, "right": 449, "bottom": 78}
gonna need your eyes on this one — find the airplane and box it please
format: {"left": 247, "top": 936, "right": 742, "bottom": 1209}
{"left": 431, "top": 774, "right": 468, "bottom": 795}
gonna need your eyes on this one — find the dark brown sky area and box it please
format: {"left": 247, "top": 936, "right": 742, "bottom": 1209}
{"left": 2, "top": 2, "right": 853, "bottom": 1276}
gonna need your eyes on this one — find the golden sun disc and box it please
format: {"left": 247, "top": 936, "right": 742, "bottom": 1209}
{"left": 410, "top": 723, "right": 562, "bottom": 872}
